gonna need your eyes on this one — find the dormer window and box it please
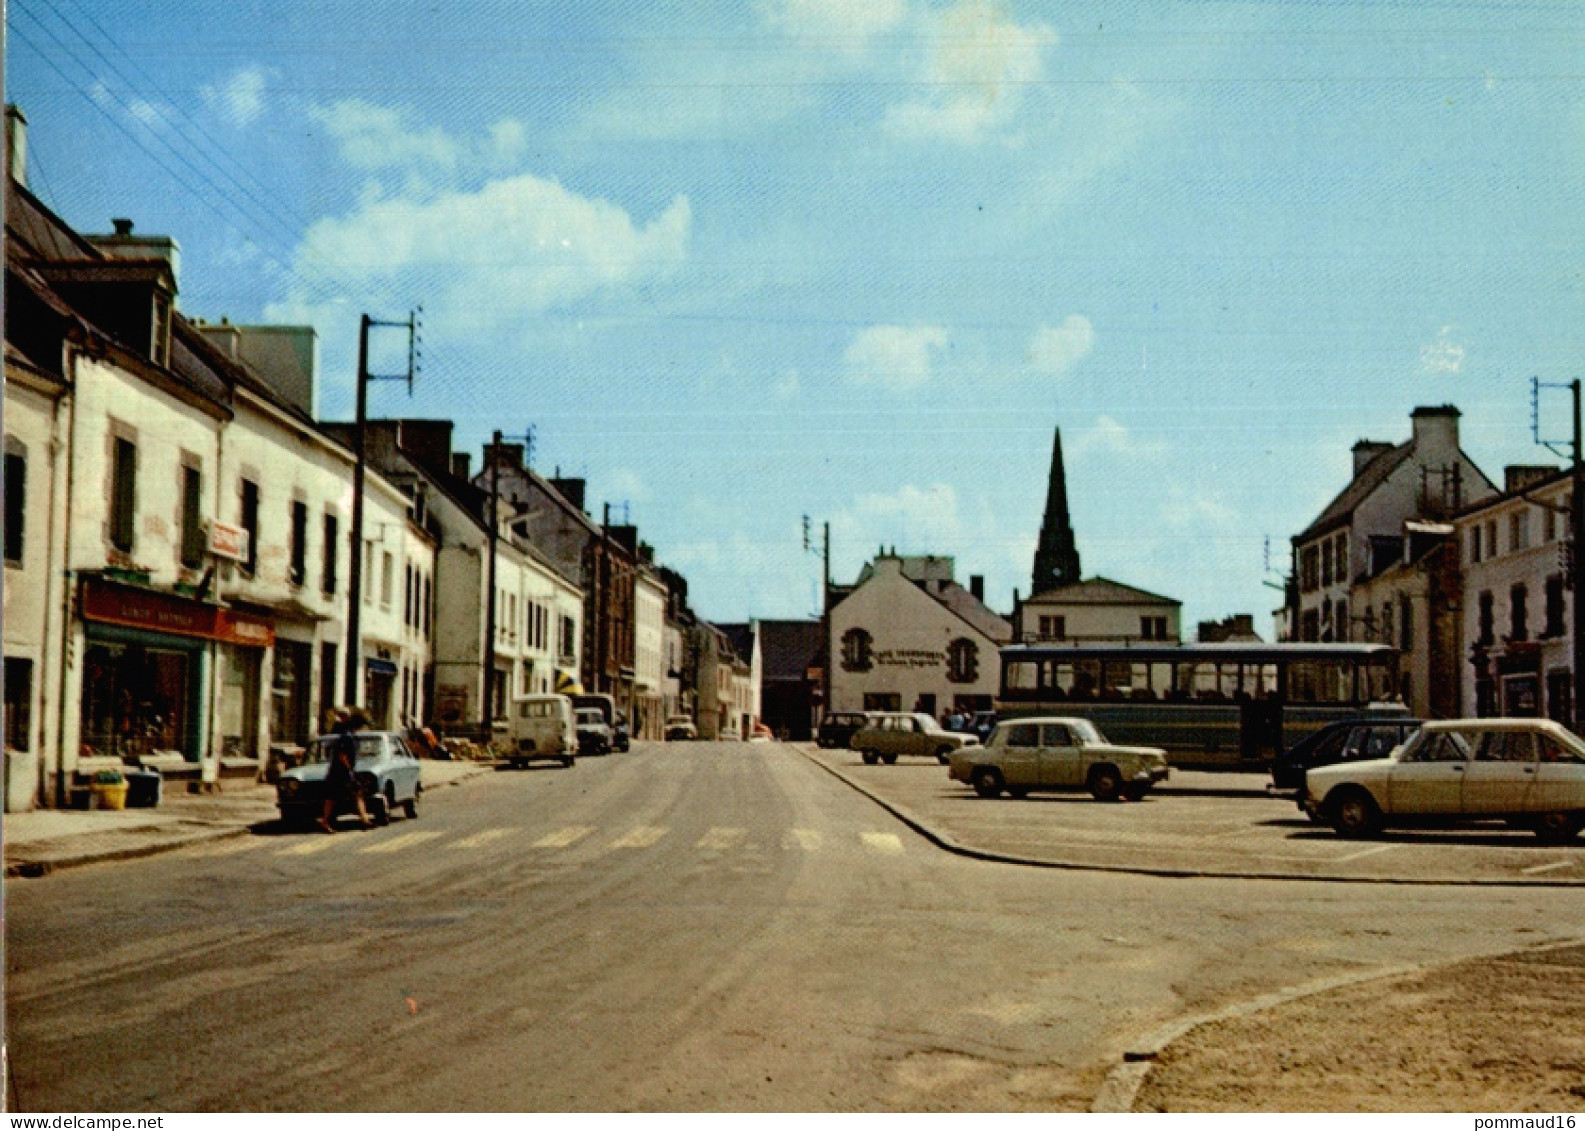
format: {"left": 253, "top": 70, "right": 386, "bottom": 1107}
{"left": 151, "top": 289, "right": 171, "bottom": 366}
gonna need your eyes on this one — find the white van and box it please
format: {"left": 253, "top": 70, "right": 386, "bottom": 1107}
{"left": 507, "top": 694, "right": 577, "bottom": 768}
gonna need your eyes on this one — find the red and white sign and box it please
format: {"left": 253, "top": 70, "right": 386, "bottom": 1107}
{"left": 207, "top": 521, "right": 249, "bottom": 562}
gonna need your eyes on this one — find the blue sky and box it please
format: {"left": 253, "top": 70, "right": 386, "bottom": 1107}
{"left": 9, "top": 0, "right": 1585, "bottom": 630}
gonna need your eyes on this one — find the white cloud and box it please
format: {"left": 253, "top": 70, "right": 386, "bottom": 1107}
{"left": 884, "top": 0, "right": 1056, "bottom": 144}
{"left": 844, "top": 324, "right": 948, "bottom": 390}
{"left": 1072, "top": 415, "right": 1166, "bottom": 460}
{"left": 1028, "top": 315, "right": 1094, "bottom": 376}
{"left": 310, "top": 100, "right": 463, "bottom": 174}
{"left": 1419, "top": 325, "right": 1465, "bottom": 375}
{"left": 1159, "top": 488, "right": 1237, "bottom": 529}
{"left": 848, "top": 482, "right": 965, "bottom": 548}
{"left": 202, "top": 66, "right": 268, "bottom": 128}
{"left": 267, "top": 175, "right": 691, "bottom": 338}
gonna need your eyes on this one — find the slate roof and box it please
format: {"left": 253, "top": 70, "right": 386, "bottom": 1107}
{"left": 715, "top": 622, "right": 757, "bottom": 666}
{"left": 1294, "top": 441, "right": 1413, "bottom": 543}
{"left": 1025, "top": 575, "right": 1180, "bottom": 607}
{"left": 756, "top": 620, "right": 821, "bottom": 682}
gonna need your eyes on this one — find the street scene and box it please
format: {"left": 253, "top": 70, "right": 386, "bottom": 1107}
{"left": 6, "top": 0, "right": 1585, "bottom": 1116}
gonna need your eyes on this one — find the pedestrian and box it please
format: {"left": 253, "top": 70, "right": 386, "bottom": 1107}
{"left": 320, "top": 707, "right": 372, "bottom": 833}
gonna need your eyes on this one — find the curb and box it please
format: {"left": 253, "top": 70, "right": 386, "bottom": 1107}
{"left": 4, "top": 762, "right": 493, "bottom": 879}
{"left": 1089, "top": 936, "right": 1585, "bottom": 1112}
{"left": 794, "top": 746, "right": 1585, "bottom": 888}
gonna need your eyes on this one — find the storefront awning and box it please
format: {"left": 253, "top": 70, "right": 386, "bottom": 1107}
{"left": 365, "top": 657, "right": 398, "bottom": 676}
{"left": 80, "top": 576, "right": 274, "bottom": 646}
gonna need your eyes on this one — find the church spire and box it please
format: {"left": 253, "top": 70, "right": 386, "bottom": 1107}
{"left": 1031, "top": 427, "right": 1081, "bottom": 594}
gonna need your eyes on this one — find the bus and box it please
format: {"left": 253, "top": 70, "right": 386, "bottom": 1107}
{"left": 995, "top": 642, "right": 1405, "bottom": 769}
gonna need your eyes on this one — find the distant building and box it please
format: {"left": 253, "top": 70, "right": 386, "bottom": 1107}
{"left": 828, "top": 554, "right": 1010, "bottom": 717}
{"left": 1031, "top": 427, "right": 1083, "bottom": 595}
{"left": 756, "top": 619, "right": 822, "bottom": 740}
{"left": 1197, "top": 614, "right": 1262, "bottom": 643}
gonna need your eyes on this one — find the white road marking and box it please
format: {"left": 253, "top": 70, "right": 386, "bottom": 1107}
{"left": 1521, "top": 859, "right": 1576, "bottom": 875}
{"left": 449, "top": 828, "right": 513, "bottom": 850}
{"left": 785, "top": 828, "right": 823, "bottom": 851}
{"left": 277, "top": 837, "right": 344, "bottom": 857}
{"left": 696, "top": 827, "right": 747, "bottom": 850}
{"left": 1334, "top": 844, "right": 1397, "bottom": 864}
{"left": 861, "top": 832, "right": 904, "bottom": 855}
{"left": 359, "top": 830, "right": 444, "bottom": 855}
{"left": 610, "top": 826, "right": 668, "bottom": 849}
{"left": 532, "top": 826, "right": 596, "bottom": 849}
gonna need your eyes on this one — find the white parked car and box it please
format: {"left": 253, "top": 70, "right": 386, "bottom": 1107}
{"left": 949, "top": 716, "right": 1168, "bottom": 801}
{"left": 1304, "top": 717, "right": 1585, "bottom": 842}
{"left": 506, "top": 694, "right": 577, "bottom": 769}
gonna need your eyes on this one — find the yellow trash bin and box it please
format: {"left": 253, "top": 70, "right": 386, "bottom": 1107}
{"left": 91, "top": 780, "right": 129, "bottom": 810}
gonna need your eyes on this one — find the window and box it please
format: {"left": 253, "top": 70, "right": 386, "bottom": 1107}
{"left": 424, "top": 576, "right": 433, "bottom": 637}
{"left": 322, "top": 513, "right": 339, "bottom": 595}
{"left": 1487, "top": 520, "right": 1498, "bottom": 557}
{"left": 180, "top": 465, "right": 204, "bottom": 568}
{"left": 1475, "top": 731, "right": 1535, "bottom": 762}
{"left": 364, "top": 543, "right": 373, "bottom": 606}
{"left": 1510, "top": 510, "right": 1528, "bottom": 552}
{"left": 5, "top": 440, "right": 26, "bottom": 565}
{"left": 1546, "top": 575, "right": 1566, "bottom": 637}
{"left": 1300, "top": 546, "right": 1319, "bottom": 593}
{"left": 1140, "top": 616, "right": 1168, "bottom": 641}
{"left": 1545, "top": 506, "right": 1558, "bottom": 543}
{"left": 1469, "top": 524, "right": 1482, "bottom": 564}
{"left": 840, "top": 627, "right": 873, "bottom": 672}
{"left": 381, "top": 551, "right": 394, "bottom": 609}
{"left": 560, "top": 614, "right": 575, "bottom": 658}
{"left": 1005, "top": 723, "right": 1039, "bottom": 747}
{"left": 1321, "top": 539, "right": 1333, "bottom": 588}
{"left": 1040, "top": 723, "right": 1074, "bottom": 746}
{"left": 1511, "top": 584, "right": 1529, "bottom": 642}
{"left": 4, "top": 656, "right": 32, "bottom": 751}
{"left": 1335, "top": 532, "right": 1349, "bottom": 582}
{"left": 110, "top": 436, "right": 137, "bottom": 552}
{"left": 404, "top": 563, "right": 414, "bottom": 627}
{"left": 1038, "top": 615, "right": 1065, "bottom": 640}
{"left": 1478, "top": 591, "right": 1494, "bottom": 646}
{"left": 289, "top": 500, "right": 307, "bottom": 586}
{"left": 1405, "top": 731, "right": 1472, "bottom": 763}
{"left": 947, "top": 638, "right": 979, "bottom": 684}
{"left": 1398, "top": 594, "right": 1412, "bottom": 652}
{"left": 240, "top": 479, "right": 259, "bottom": 575}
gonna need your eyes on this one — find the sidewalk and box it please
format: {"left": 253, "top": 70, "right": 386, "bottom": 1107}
{"left": 1122, "top": 941, "right": 1585, "bottom": 1111}
{"left": 3, "top": 757, "right": 494, "bottom": 877}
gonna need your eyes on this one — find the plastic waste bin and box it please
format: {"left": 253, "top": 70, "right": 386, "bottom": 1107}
{"left": 125, "top": 769, "right": 162, "bottom": 808}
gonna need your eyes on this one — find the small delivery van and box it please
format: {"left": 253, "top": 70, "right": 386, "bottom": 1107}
{"left": 506, "top": 694, "right": 577, "bottom": 768}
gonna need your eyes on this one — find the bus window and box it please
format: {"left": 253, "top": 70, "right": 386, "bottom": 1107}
{"left": 1361, "top": 659, "right": 1395, "bottom": 703}
{"left": 1241, "top": 663, "right": 1278, "bottom": 699}
{"left": 1148, "top": 663, "right": 1173, "bottom": 698}
{"left": 1069, "top": 660, "right": 1100, "bottom": 700}
{"left": 1006, "top": 661, "right": 1039, "bottom": 694}
{"left": 1103, "top": 661, "right": 1142, "bottom": 700}
{"left": 1289, "top": 659, "right": 1351, "bottom": 704}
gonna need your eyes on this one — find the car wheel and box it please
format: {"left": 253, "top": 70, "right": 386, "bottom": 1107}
{"left": 882, "top": 753, "right": 898, "bottom": 765}
{"left": 372, "top": 789, "right": 392, "bottom": 827}
{"left": 936, "top": 746, "right": 953, "bottom": 764}
{"left": 1534, "top": 811, "right": 1583, "bottom": 843}
{"left": 861, "top": 750, "right": 878, "bottom": 765}
{"left": 1328, "top": 788, "right": 1382, "bottom": 838}
{"left": 1088, "top": 764, "right": 1123, "bottom": 802}
{"left": 402, "top": 793, "right": 419, "bottom": 820}
{"left": 972, "top": 767, "right": 1004, "bottom": 799}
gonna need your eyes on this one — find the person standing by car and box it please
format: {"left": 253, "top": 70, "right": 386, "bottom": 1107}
{"left": 320, "top": 708, "right": 372, "bottom": 833}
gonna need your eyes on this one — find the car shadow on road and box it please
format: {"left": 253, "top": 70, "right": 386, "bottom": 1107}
{"left": 1283, "top": 825, "right": 1567, "bottom": 848}
{"left": 492, "top": 763, "right": 571, "bottom": 773}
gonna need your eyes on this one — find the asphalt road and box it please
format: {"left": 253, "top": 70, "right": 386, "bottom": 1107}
{"left": 8, "top": 741, "right": 1584, "bottom": 1112}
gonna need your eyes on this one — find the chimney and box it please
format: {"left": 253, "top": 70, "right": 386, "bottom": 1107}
{"left": 550, "top": 477, "right": 585, "bottom": 511}
{"left": 88, "top": 218, "right": 182, "bottom": 289}
{"left": 451, "top": 453, "right": 471, "bottom": 480}
{"left": 1352, "top": 440, "right": 1394, "bottom": 477}
{"left": 5, "top": 104, "right": 26, "bottom": 187}
{"left": 969, "top": 575, "right": 984, "bottom": 602}
{"left": 1505, "top": 465, "right": 1558, "bottom": 494}
{"left": 1410, "top": 405, "right": 1461, "bottom": 461}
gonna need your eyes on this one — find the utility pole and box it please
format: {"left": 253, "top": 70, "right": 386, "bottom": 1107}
{"left": 1531, "top": 377, "right": 1585, "bottom": 730}
{"left": 345, "top": 310, "right": 420, "bottom": 709}
{"left": 481, "top": 429, "right": 502, "bottom": 732}
{"left": 804, "top": 516, "right": 831, "bottom": 725}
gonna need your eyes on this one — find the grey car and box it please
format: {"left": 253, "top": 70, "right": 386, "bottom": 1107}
{"left": 276, "top": 731, "right": 423, "bottom": 827}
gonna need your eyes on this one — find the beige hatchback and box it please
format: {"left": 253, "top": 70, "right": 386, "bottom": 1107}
{"left": 850, "top": 712, "right": 979, "bottom": 764}
{"left": 1304, "top": 718, "right": 1585, "bottom": 841}
{"left": 948, "top": 716, "right": 1169, "bottom": 801}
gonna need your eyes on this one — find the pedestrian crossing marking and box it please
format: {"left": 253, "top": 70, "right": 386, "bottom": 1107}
{"left": 1521, "top": 859, "right": 1575, "bottom": 875}
{"left": 610, "top": 826, "right": 668, "bottom": 849}
{"left": 450, "top": 828, "right": 513, "bottom": 850}
{"left": 861, "top": 832, "right": 904, "bottom": 855}
{"left": 533, "top": 825, "right": 596, "bottom": 848}
{"left": 785, "top": 828, "right": 823, "bottom": 851}
{"left": 696, "top": 827, "right": 747, "bottom": 850}
{"left": 359, "top": 830, "right": 444, "bottom": 855}
{"left": 277, "top": 837, "right": 344, "bottom": 857}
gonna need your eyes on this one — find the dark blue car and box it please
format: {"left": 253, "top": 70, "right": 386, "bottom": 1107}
{"left": 1271, "top": 717, "right": 1422, "bottom": 794}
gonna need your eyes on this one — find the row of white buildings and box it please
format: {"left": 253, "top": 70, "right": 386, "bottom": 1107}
{"left": 1289, "top": 403, "right": 1582, "bottom": 726}
{"left": 1, "top": 108, "right": 759, "bottom": 810}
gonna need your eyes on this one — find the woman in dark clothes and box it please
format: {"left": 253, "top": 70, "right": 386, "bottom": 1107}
{"left": 319, "top": 708, "right": 372, "bottom": 832}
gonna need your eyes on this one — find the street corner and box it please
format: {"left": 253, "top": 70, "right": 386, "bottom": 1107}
{"left": 799, "top": 743, "right": 1585, "bottom": 886}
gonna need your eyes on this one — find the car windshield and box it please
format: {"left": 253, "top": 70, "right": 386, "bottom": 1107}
{"left": 305, "top": 734, "right": 384, "bottom": 763}
{"left": 576, "top": 711, "right": 604, "bottom": 725}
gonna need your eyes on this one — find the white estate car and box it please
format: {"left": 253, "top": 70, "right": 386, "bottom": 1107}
{"left": 948, "top": 716, "right": 1169, "bottom": 801}
{"left": 1304, "top": 717, "right": 1585, "bottom": 842}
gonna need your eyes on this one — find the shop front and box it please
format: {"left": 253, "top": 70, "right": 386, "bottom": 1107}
{"left": 365, "top": 655, "right": 397, "bottom": 730}
{"left": 77, "top": 576, "right": 274, "bottom": 765}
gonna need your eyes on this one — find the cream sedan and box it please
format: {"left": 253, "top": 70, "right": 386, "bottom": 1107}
{"left": 948, "top": 717, "right": 1169, "bottom": 801}
{"left": 1304, "top": 718, "right": 1585, "bottom": 842}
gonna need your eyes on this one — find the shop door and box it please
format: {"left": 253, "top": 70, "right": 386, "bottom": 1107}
{"left": 220, "top": 647, "right": 261, "bottom": 758}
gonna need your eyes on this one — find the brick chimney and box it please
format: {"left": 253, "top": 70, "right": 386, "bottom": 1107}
{"left": 969, "top": 575, "right": 985, "bottom": 602}
{"left": 1352, "top": 440, "right": 1394, "bottom": 477}
{"left": 1504, "top": 465, "right": 1558, "bottom": 494}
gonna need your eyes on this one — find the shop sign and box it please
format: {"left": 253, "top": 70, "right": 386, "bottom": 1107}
{"left": 81, "top": 577, "right": 274, "bottom": 646}
{"left": 873, "top": 648, "right": 944, "bottom": 669}
{"left": 208, "top": 521, "right": 249, "bottom": 562}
